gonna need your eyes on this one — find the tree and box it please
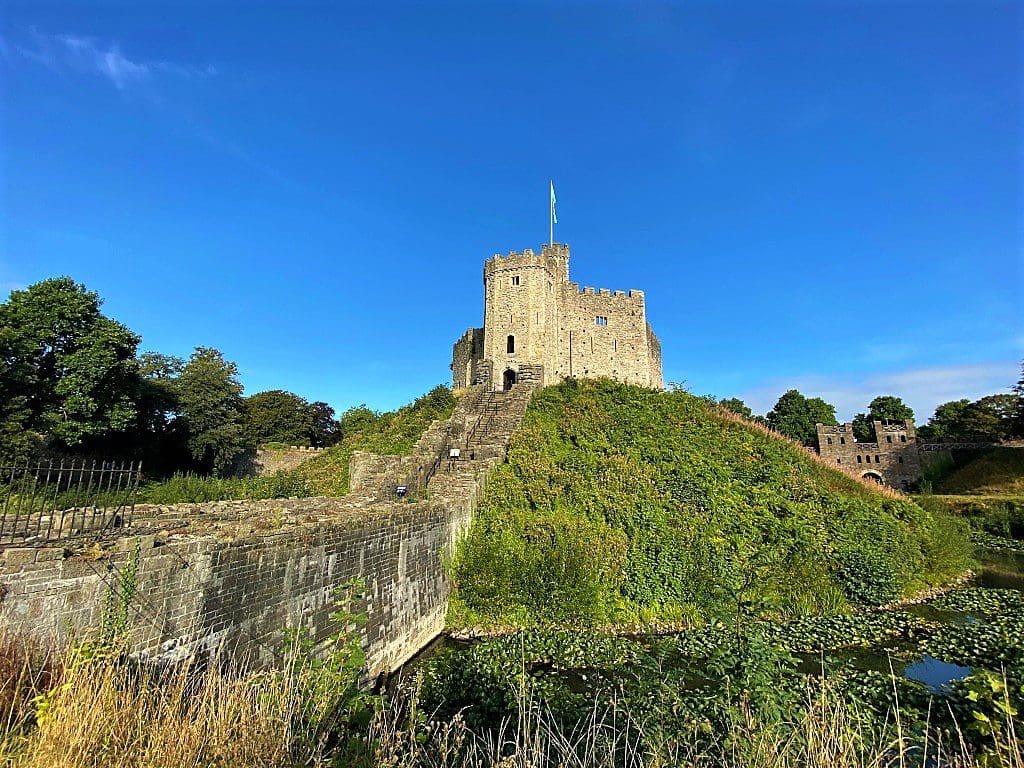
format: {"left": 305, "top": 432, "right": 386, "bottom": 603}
{"left": 766, "top": 390, "right": 838, "bottom": 447}
{"left": 851, "top": 395, "right": 915, "bottom": 442}
{"left": 177, "top": 347, "right": 248, "bottom": 475}
{"left": 957, "top": 395, "right": 1018, "bottom": 441}
{"left": 243, "top": 391, "right": 340, "bottom": 447}
{"left": 245, "top": 390, "right": 315, "bottom": 446}
{"left": 308, "top": 401, "right": 339, "bottom": 447}
{"left": 1013, "top": 361, "right": 1024, "bottom": 438}
{"left": 919, "top": 399, "right": 972, "bottom": 441}
{"left": 338, "top": 405, "right": 380, "bottom": 440}
{"left": 0, "top": 278, "right": 140, "bottom": 451}
{"left": 919, "top": 394, "right": 1017, "bottom": 442}
{"left": 719, "top": 397, "right": 755, "bottom": 420}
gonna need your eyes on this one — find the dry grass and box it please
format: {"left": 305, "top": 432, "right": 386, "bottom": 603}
{"left": 1, "top": 636, "right": 1019, "bottom": 768}
{"left": 0, "top": 650, "right": 292, "bottom": 768}
{"left": 713, "top": 405, "right": 908, "bottom": 500}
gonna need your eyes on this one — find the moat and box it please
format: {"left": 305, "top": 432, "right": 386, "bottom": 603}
{"left": 398, "top": 544, "right": 1023, "bottom": 709}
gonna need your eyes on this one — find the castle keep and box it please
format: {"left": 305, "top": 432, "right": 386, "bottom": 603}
{"left": 452, "top": 243, "right": 663, "bottom": 391}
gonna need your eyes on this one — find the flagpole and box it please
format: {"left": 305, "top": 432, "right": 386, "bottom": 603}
{"left": 549, "top": 180, "right": 554, "bottom": 247}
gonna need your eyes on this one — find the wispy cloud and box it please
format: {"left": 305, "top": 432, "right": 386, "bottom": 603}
{"left": 6, "top": 29, "right": 215, "bottom": 90}
{"left": 3, "top": 29, "right": 296, "bottom": 187}
{"left": 740, "top": 361, "right": 1020, "bottom": 423}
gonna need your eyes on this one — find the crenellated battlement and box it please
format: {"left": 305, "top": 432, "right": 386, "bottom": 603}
{"left": 567, "top": 282, "right": 644, "bottom": 301}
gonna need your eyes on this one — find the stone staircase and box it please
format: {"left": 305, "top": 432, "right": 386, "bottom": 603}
{"left": 349, "top": 384, "right": 535, "bottom": 502}
{"left": 460, "top": 386, "right": 534, "bottom": 461}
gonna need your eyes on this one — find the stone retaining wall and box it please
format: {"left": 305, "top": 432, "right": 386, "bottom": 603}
{"left": 0, "top": 484, "right": 487, "bottom": 680}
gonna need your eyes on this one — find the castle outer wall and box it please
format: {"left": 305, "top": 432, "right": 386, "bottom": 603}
{"left": 816, "top": 420, "right": 922, "bottom": 490}
{"left": 452, "top": 244, "right": 663, "bottom": 391}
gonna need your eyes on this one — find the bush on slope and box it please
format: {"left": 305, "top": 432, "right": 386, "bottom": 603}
{"left": 290, "top": 385, "right": 457, "bottom": 497}
{"left": 451, "top": 379, "right": 971, "bottom": 627}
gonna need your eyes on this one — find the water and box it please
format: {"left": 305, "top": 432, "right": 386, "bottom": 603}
{"left": 903, "top": 655, "right": 972, "bottom": 692}
{"left": 397, "top": 544, "right": 1022, "bottom": 695}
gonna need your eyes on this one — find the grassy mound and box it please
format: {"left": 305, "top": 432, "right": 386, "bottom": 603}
{"left": 934, "top": 448, "right": 1024, "bottom": 496}
{"left": 450, "top": 379, "right": 972, "bottom": 628}
{"left": 289, "top": 385, "right": 457, "bottom": 496}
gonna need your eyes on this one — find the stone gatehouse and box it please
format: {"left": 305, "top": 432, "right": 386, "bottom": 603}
{"left": 451, "top": 243, "right": 663, "bottom": 391}
{"left": 816, "top": 420, "right": 922, "bottom": 490}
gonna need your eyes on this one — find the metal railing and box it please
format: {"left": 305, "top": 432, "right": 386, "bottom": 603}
{"left": 0, "top": 460, "right": 142, "bottom": 544}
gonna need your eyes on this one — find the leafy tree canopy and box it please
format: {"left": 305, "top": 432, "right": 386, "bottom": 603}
{"left": 765, "top": 389, "right": 838, "bottom": 446}
{"left": 919, "top": 394, "right": 1018, "bottom": 442}
{"left": 178, "top": 347, "right": 248, "bottom": 475}
{"left": 851, "top": 395, "right": 915, "bottom": 442}
{"left": 719, "top": 397, "right": 755, "bottom": 421}
{"left": 244, "top": 390, "right": 339, "bottom": 447}
{"left": 0, "top": 278, "right": 140, "bottom": 451}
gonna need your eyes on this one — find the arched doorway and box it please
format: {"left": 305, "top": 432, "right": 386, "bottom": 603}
{"left": 862, "top": 471, "right": 885, "bottom": 485}
{"left": 502, "top": 369, "right": 517, "bottom": 391}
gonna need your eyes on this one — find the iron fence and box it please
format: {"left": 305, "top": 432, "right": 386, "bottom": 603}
{"left": 0, "top": 460, "right": 142, "bottom": 544}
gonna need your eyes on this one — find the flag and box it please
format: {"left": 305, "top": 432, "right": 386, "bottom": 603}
{"left": 550, "top": 181, "right": 557, "bottom": 224}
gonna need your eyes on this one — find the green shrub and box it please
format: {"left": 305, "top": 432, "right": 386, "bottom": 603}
{"left": 290, "top": 385, "right": 457, "bottom": 497}
{"left": 137, "top": 471, "right": 310, "bottom": 504}
{"left": 918, "top": 494, "right": 1024, "bottom": 538}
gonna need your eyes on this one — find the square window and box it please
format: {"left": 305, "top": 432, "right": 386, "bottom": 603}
{"left": 595, "top": 316, "right": 608, "bottom": 326}
{"left": 511, "top": 275, "right": 520, "bottom": 286}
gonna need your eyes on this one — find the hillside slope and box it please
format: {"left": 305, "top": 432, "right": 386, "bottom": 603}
{"left": 290, "top": 385, "right": 457, "bottom": 496}
{"left": 935, "top": 447, "right": 1024, "bottom": 496}
{"left": 451, "top": 379, "right": 971, "bottom": 627}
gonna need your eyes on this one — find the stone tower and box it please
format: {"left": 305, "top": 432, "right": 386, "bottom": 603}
{"left": 452, "top": 243, "right": 662, "bottom": 391}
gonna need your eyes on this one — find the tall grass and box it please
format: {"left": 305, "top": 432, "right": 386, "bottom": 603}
{"left": 135, "top": 471, "right": 312, "bottom": 505}
{"left": 1, "top": 635, "right": 1018, "bottom": 768}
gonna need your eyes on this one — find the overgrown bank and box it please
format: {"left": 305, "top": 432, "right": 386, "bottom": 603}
{"left": 289, "top": 385, "right": 458, "bottom": 497}
{"left": 450, "top": 379, "right": 973, "bottom": 628}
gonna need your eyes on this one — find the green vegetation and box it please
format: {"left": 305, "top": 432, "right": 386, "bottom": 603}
{"left": 765, "top": 388, "right": 837, "bottom": 446}
{"left": 451, "top": 379, "right": 972, "bottom": 627}
{"left": 918, "top": 394, "right": 1021, "bottom": 442}
{"left": 290, "top": 385, "right": 458, "bottom": 496}
{"left": 0, "top": 278, "right": 141, "bottom": 460}
{"left": 420, "top": 597, "right": 1023, "bottom": 766}
{"left": 934, "top": 448, "right": 1024, "bottom": 496}
{"left": 918, "top": 494, "right": 1024, "bottom": 538}
{"left": 244, "top": 389, "right": 338, "bottom": 447}
{"left": 0, "top": 279, "right": 343, "bottom": 476}
{"left": 851, "top": 394, "right": 914, "bottom": 442}
{"left": 135, "top": 471, "right": 312, "bottom": 504}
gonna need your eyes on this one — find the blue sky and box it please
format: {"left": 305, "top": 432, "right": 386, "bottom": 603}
{"left": 2, "top": 1, "right": 1021, "bottom": 422}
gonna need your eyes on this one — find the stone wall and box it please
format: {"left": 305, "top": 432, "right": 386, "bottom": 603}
{"left": 254, "top": 445, "right": 325, "bottom": 476}
{"left": 816, "top": 420, "right": 922, "bottom": 490}
{"left": 1, "top": 385, "right": 536, "bottom": 683}
{"left": 451, "top": 328, "right": 484, "bottom": 390}
{"left": 0, "top": 485, "right": 489, "bottom": 680}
